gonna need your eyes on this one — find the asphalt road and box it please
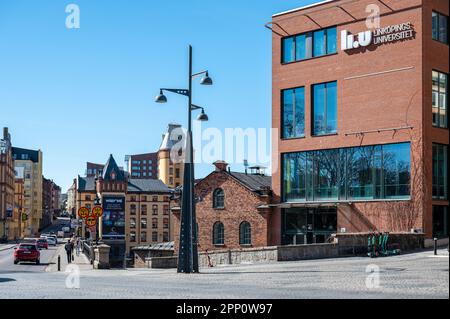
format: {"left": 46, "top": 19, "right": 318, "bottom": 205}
{"left": 0, "top": 217, "right": 70, "bottom": 274}
{"left": 0, "top": 249, "right": 448, "bottom": 299}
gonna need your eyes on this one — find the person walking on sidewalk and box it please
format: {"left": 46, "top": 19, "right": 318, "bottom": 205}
{"left": 64, "top": 240, "right": 74, "bottom": 264}
{"left": 76, "top": 238, "right": 82, "bottom": 256}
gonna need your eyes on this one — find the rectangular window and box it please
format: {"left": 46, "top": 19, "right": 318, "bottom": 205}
{"left": 141, "top": 218, "right": 147, "bottom": 229}
{"left": 152, "top": 204, "right": 158, "bottom": 215}
{"left": 152, "top": 218, "right": 158, "bottom": 229}
{"left": 130, "top": 218, "right": 136, "bottom": 229}
{"left": 433, "top": 144, "right": 448, "bottom": 200}
{"left": 312, "top": 81, "right": 337, "bottom": 136}
{"left": 130, "top": 231, "right": 136, "bottom": 242}
{"left": 282, "top": 27, "right": 336, "bottom": 63}
{"left": 141, "top": 231, "right": 147, "bottom": 242}
{"left": 141, "top": 204, "right": 147, "bottom": 215}
{"left": 282, "top": 143, "right": 411, "bottom": 202}
{"left": 163, "top": 232, "right": 169, "bottom": 242}
{"left": 432, "top": 11, "right": 448, "bottom": 44}
{"left": 152, "top": 232, "right": 158, "bottom": 242}
{"left": 432, "top": 70, "right": 448, "bottom": 128}
{"left": 282, "top": 87, "right": 305, "bottom": 139}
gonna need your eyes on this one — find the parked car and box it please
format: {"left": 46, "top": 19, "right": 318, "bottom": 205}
{"left": 41, "top": 236, "right": 56, "bottom": 246}
{"left": 14, "top": 243, "right": 40, "bottom": 265}
{"left": 36, "top": 238, "right": 48, "bottom": 250}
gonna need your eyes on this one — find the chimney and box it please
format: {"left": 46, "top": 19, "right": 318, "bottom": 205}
{"left": 213, "top": 160, "right": 228, "bottom": 172}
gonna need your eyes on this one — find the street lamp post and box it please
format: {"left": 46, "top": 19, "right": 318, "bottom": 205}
{"left": 155, "top": 45, "right": 212, "bottom": 273}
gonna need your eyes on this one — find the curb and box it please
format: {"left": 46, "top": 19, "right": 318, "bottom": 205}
{"left": 0, "top": 245, "right": 16, "bottom": 252}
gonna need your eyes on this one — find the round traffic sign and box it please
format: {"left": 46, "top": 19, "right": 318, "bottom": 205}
{"left": 92, "top": 206, "right": 104, "bottom": 218}
{"left": 86, "top": 216, "right": 97, "bottom": 227}
{"left": 78, "top": 207, "right": 90, "bottom": 219}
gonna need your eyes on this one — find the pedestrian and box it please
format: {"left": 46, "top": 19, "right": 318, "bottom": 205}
{"left": 64, "top": 240, "right": 73, "bottom": 264}
{"left": 76, "top": 238, "right": 82, "bottom": 256}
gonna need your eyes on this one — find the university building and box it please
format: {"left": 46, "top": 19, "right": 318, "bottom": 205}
{"left": 269, "top": 0, "right": 448, "bottom": 245}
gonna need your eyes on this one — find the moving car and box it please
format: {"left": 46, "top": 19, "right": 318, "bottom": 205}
{"left": 62, "top": 227, "right": 70, "bottom": 233}
{"left": 14, "top": 243, "right": 40, "bottom": 265}
{"left": 41, "top": 235, "right": 57, "bottom": 246}
{"left": 36, "top": 238, "right": 49, "bottom": 250}
{"left": 41, "top": 233, "right": 58, "bottom": 244}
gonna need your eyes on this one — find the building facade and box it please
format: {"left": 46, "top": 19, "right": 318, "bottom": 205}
{"left": 158, "top": 123, "right": 185, "bottom": 188}
{"left": 13, "top": 168, "right": 26, "bottom": 239}
{"left": 172, "top": 161, "right": 273, "bottom": 253}
{"left": 12, "top": 147, "right": 43, "bottom": 236}
{"left": 125, "top": 153, "right": 158, "bottom": 179}
{"left": 75, "top": 155, "right": 172, "bottom": 262}
{"left": 0, "top": 128, "right": 15, "bottom": 240}
{"left": 42, "top": 177, "right": 61, "bottom": 229}
{"left": 270, "top": 0, "right": 449, "bottom": 245}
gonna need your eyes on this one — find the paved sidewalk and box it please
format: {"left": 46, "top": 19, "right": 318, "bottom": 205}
{"left": 46, "top": 243, "right": 92, "bottom": 272}
{"left": 0, "top": 244, "right": 17, "bottom": 252}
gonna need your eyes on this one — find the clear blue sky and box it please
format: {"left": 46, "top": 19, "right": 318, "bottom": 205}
{"left": 0, "top": 0, "right": 315, "bottom": 191}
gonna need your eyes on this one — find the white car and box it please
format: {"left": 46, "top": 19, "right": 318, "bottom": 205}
{"left": 41, "top": 236, "right": 57, "bottom": 246}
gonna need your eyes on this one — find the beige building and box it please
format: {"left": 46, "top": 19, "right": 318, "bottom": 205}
{"left": 158, "top": 123, "right": 184, "bottom": 188}
{"left": 12, "top": 147, "right": 43, "bottom": 236}
{"left": 12, "top": 167, "right": 26, "bottom": 239}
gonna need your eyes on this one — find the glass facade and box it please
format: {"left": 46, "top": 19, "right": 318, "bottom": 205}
{"left": 432, "top": 11, "right": 448, "bottom": 44}
{"left": 282, "top": 87, "right": 305, "bottom": 138}
{"left": 432, "top": 70, "right": 448, "bottom": 128}
{"left": 282, "top": 142, "right": 411, "bottom": 202}
{"left": 282, "top": 27, "right": 337, "bottom": 63}
{"left": 282, "top": 207, "right": 337, "bottom": 245}
{"left": 312, "top": 81, "right": 337, "bottom": 135}
{"left": 433, "top": 144, "right": 448, "bottom": 200}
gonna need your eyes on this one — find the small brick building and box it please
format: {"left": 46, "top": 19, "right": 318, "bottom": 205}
{"left": 172, "top": 161, "right": 273, "bottom": 253}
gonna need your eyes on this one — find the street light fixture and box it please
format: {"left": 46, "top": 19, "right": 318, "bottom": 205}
{"left": 155, "top": 45, "right": 212, "bottom": 273}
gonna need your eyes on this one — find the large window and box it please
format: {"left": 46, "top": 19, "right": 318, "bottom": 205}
{"left": 282, "top": 87, "right": 305, "bottom": 138}
{"left": 312, "top": 81, "right": 337, "bottom": 136}
{"left": 433, "top": 144, "right": 448, "bottom": 200}
{"left": 239, "top": 222, "right": 251, "bottom": 246}
{"left": 432, "top": 71, "right": 448, "bottom": 128}
{"left": 213, "top": 222, "right": 224, "bottom": 245}
{"left": 282, "top": 27, "right": 337, "bottom": 63}
{"left": 432, "top": 11, "right": 448, "bottom": 44}
{"left": 282, "top": 143, "right": 411, "bottom": 202}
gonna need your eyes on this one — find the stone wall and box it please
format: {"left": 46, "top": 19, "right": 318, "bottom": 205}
{"left": 277, "top": 243, "right": 339, "bottom": 261}
{"left": 199, "top": 247, "right": 278, "bottom": 268}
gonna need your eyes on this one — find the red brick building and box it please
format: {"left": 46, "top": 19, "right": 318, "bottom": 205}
{"left": 269, "top": 0, "right": 448, "bottom": 245}
{"left": 172, "top": 161, "right": 272, "bottom": 252}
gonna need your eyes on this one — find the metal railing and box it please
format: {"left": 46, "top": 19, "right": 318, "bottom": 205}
{"left": 82, "top": 240, "right": 95, "bottom": 265}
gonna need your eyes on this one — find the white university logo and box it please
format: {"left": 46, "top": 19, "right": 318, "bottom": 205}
{"left": 341, "top": 30, "right": 372, "bottom": 50}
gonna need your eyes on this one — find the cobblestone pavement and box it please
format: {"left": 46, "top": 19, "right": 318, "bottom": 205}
{"left": 0, "top": 249, "right": 448, "bottom": 299}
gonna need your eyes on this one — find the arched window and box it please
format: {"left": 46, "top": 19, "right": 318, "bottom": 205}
{"left": 213, "top": 222, "right": 224, "bottom": 245}
{"left": 239, "top": 222, "right": 251, "bottom": 245}
{"left": 213, "top": 188, "right": 225, "bottom": 209}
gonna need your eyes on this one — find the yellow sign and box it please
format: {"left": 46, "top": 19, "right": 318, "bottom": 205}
{"left": 78, "top": 207, "right": 90, "bottom": 219}
{"left": 91, "top": 206, "right": 104, "bottom": 218}
{"left": 86, "top": 216, "right": 97, "bottom": 227}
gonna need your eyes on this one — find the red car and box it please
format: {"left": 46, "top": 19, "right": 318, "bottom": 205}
{"left": 14, "top": 243, "right": 41, "bottom": 265}
{"left": 36, "top": 238, "right": 48, "bottom": 250}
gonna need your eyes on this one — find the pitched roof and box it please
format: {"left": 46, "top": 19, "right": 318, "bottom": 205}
{"left": 127, "top": 179, "right": 171, "bottom": 193}
{"left": 229, "top": 172, "right": 272, "bottom": 192}
{"left": 77, "top": 176, "right": 96, "bottom": 192}
{"left": 12, "top": 147, "right": 40, "bottom": 163}
{"left": 102, "top": 154, "right": 125, "bottom": 181}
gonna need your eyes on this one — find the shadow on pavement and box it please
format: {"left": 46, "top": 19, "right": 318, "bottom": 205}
{"left": 0, "top": 278, "right": 16, "bottom": 283}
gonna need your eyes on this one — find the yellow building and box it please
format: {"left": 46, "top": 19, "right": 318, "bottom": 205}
{"left": 12, "top": 147, "right": 43, "bottom": 237}
{"left": 158, "top": 123, "right": 184, "bottom": 188}
{"left": 12, "top": 168, "right": 26, "bottom": 239}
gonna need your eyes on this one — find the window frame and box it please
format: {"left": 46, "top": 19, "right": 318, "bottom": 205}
{"left": 281, "top": 26, "right": 338, "bottom": 64}
{"left": 311, "top": 81, "right": 338, "bottom": 136}
{"left": 281, "top": 86, "right": 306, "bottom": 140}
{"left": 213, "top": 222, "right": 225, "bottom": 246}
{"left": 239, "top": 221, "right": 252, "bottom": 246}
{"left": 432, "top": 69, "right": 448, "bottom": 129}
{"left": 432, "top": 11, "right": 449, "bottom": 45}
{"left": 213, "top": 188, "right": 225, "bottom": 209}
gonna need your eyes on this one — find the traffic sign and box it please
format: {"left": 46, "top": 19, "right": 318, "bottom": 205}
{"left": 91, "top": 206, "right": 104, "bottom": 218}
{"left": 78, "top": 207, "right": 90, "bottom": 219}
{"left": 86, "top": 216, "right": 97, "bottom": 227}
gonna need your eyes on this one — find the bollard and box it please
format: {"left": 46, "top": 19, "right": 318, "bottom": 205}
{"left": 434, "top": 238, "right": 438, "bottom": 256}
{"left": 58, "top": 255, "right": 61, "bottom": 271}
